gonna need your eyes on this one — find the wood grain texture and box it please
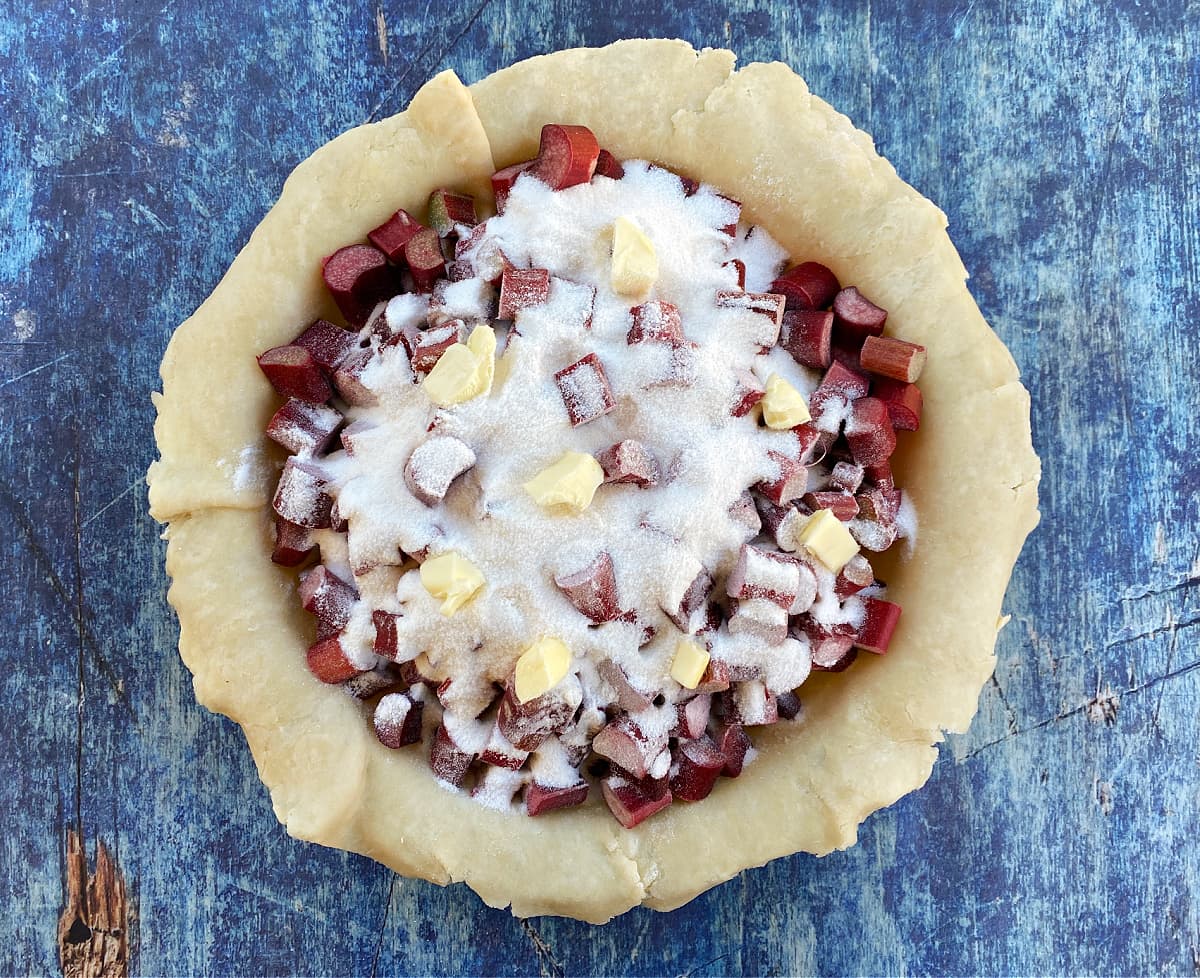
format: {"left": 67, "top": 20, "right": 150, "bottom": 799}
{"left": 0, "top": 0, "right": 1196, "bottom": 974}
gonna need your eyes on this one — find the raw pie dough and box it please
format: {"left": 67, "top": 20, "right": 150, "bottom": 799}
{"left": 148, "top": 40, "right": 1040, "bottom": 922}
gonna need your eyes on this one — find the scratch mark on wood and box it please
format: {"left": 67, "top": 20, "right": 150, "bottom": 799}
{"left": 520, "top": 919, "right": 565, "bottom": 978}
{"left": 58, "top": 829, "right": 129, "bottom": 978}
{"left": 0, "top": 352, "right": 71, "bottom": 389}
{"left": 678, "top": 951, "right": 734, "bottom": 977}
{"left": 989, "top": 673, "right": 1020, "bottom": 733}
{"left": 82, "top": 476, "right": 145, "bottom": 527}
{"left": 1083, "top": 65, "right": 1134, "bottom": 275}
{"left": 70, "top": 0, "right": 182, "bottom": 93}
{"left": 375, "top": 4, "right": 388, "bottom": 65}
{"left": 368, "top": 874, "right": 395, "bottom": 978}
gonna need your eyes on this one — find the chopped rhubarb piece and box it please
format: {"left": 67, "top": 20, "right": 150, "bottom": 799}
{"left": 257, "top": 345, "right": 333, "bottom": 403}
{"left": 293, "top": 318, "right": 359, "bottom": 371}
{"left": 429, "top": 724, "right": 474, "bottom": 787}
{"left": 789, "top": 559, "right": 818, "bottom": 614}
{"left": 723, "top": 258, "right": 747, "bottom": 289}
{"left": 670, "top": 737, "right": 726, "bottom": 802}
{"left": 833, "top": 286, "right": 888, "bottom": 343}
{"left": 755, "top": 497, "right": 807, "bottom": 553}
{"left": 755, "top": 451, "right": 808, "bottom": 506}
{"left": 715, "top": 724, "right": 752, "bottom": 778}
{"left": 726, "top": 544, "right": 803, "bottom": 610}
{"left": 306, "top": 636, "right": 362, "bottom": 684}
{"left": 871, "top": 377, "right": 923, "bottom": 431}
{"left": 595, "top": 440, "right": 660, "bottom": 487}
{"left": 627, "top": 299, "right": 684, "bottom": 344}
{"left": 529, "top": 124, "right": 601, "bottom": 190}
{"left": 644, "top": 341, "right": 698, "bottom": 388}
{"left": 299, "top": 565, "right": 358, "bottom": 635}
{"left": 597, "top": 659, "right": 653, "bottom": 713}
{"left": 810, "top": 635, "right": 858, "bottom": 672}
{"left": 715, "top": 290, "right": 785, "bottom": 348}
{"left": 720, "top": 680, "right": 779, "bottom": 726}
{"left": 404, "top": 435, "right": 476, "bottom": 506}
{"left": 327, "top": 499, "right": 348, "bottom": 533}
{"left": 271, "top": 517, "right": 315, "bottom": 567}
{"left": 845, "top": 397, "right": 897, "bottom": 466}
{"left": 402, "top": 228, "right": 446, "bottom": 292}
{"left": 730, "top": 369, "right": 766, "bottom": 417}
{"left": 526, "top": 781, "right": 589, "bottom": 816}
{"left": 818, "top": 360, "right": 871, "bottom": 400}
{"left": 592, "top": 717, "right": 666, "bottom": 780}
{"left": 802, "top": 491, "right": 860, "bottom": 521}
{"left": 266, "top": 399, "right": 342, "bottom": 456}
{"left": 648, "top": 163, "right": 699, "bottom": 196}
{"left": 770, "top": 261, "right": 841, "bottom": 310}
{"left": 776, "top": 690, "right": 803, "bottom": 721}
{"left": 323, "top": 244, "right": 399, "bottom": 325}
{"left": 727, "top": 598, "right": 789, "bottom": 646}
{"left": 858, "top": 483, "right": 902, "bottom": 522}
{"left": 496, "top": 685, "right": 577, "bottom": 752}
{"left": 835, "top": 553, "right": 876, "bottom": 597}
{"left": 273, "top": 458, "right": 333, "bottom": 528}
{"left": 480, "top": 724, "right": 528, "bottom": 770}
{"left": 593, "top": 148, "right": 625, "bottom": 180}
{"left": 693, "top": 661, "right": 730, "bottom": 695}
{"left": 374, "top": 691, "right": 424, "bottom": 748}
{"left": 829, "top": 460, "right": 865, "bottom": 494}
{"left": 861, "top": 335, "right": 927, "bottom": 383}
{"left": 498, "top": 267, "right": 550, "bottom": 319}
{"left": 332, "top": 346, "right": 379, "bottom": 407}
{"left": 709, "top": 660, "right": 763, "bottom": 685}
{"left": 856, "top": 597, "right": 902, "bottom": 654}
{"left": 555, "top": 353, "right": 615, "bottom": 426}
{"left": 371, "top": 610, "right": 402, "bottom": 660}
{"left": 673, "top": 693, "right": 713, "bottom": 739}
{"left": 601, "top": 775, "right": 672, "bottom": 829}
{"left": 427, "top": 189, "right": 478, "bottom": 236}
{"left": 864, "top": 460, "right": 895, "bottom": 489}
{"left": 491, "top": 160, "right": 536, "bottom": 213}
{"left": 662, "top": 563, "right": 715, "bottom": 633}
{"left": 554, "top": 552, "right": 621, "bottom": 624}
{"left": 728, "top": 491, "right": 762, "bottom": 539}
{"left": 780, "top": 309, "right": 834, "bottom": 369}
{"left": 368, "top": 209, "right": 425, "bottom": 262}
{"left": 409, "top": 320, "right": 465, "bottom": 375}
{"left": 346, "top": 665, "right": 405, "bottom": 700}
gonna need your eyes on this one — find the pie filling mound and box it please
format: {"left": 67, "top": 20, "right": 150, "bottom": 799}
{"left": 258, "top": 124, "right": 925, "bottom": 829}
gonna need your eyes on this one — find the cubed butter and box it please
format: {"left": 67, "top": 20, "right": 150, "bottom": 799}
{"left": 797, "top": 509, "right": 859, "bottom": 572}
{"left": 466, "top": 323, "right": 496, "bottom": 393}
{"left": 419, "top": 550, "right": 485, "bottom": 616}
{"left": 524, "top": 451, "right": 604, "bottom": 513}
{"left": 421, "top": 325, "right": 496, "bottom": 407}
{"left": 762, "top": 373, "right": 811, "bottom": 429}
{"left": 611, "top": 216, "right": 658, "bottom": 297}
{"left": 514, "top": 636, "right": 572, "bottom": 703}
{"left": 670, "top": 639, "right": 710, "bottom": 690}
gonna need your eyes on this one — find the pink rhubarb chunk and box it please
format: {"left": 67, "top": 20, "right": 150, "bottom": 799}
{"left": 266, "top": 399, "right": 342, "bottom": 456}
{"left": 322, "top": 244, "right": 399, "bottom": 325}
{"left": 780, "top": 309, "right": 834, "bottom": 369}
{"left": 595, "top": 440, "right": 660, "bottom": 487}
{"left": 257, "top": 345, "right": 333, "bottom": 403}
{"left": 555, "top": 353, "right": 616, "bottom": 426}
{"left": 273, "top": 458, "right": 333, "bottom": 528}
{"left": 306, "top": 636, "right": 363, "bottom": 685}
{"left": 529, "top": 124, "right": 601, "bottom": 189}
{"left": 833, "top": 286, "right": 888, "bottom": 343}
{"left": 368, "top": 209, "right": 425, "bottom": 262}
{"left": 404, "top": 435, "right": 476, "bottom": 506}
{"left": 491, "top": 160, "right": 535, "bottom": 213}
{"left": 374, "top": 691, "right": 424, "bottom": 748}
{"left": 498, "top": 267, "right": 550, "bottom": 320}
{"left": 526, "top": 781, "right": 589, "bottom": 816}
{"left": 601, "top": 776, "right": 672, "bottom": 829}
{"left": 627, "top": 299, "right": 684, "bottom": 344}
{"left": 670, "top": 737, "right": 726, "bottom": 802}
{"left": 554, "top": 552, "right": 621, "bottom": 624}
{"left": 856, "top": 597, "right": 902, "bottom": 654}
{"left": 299, "top": 565, "right": 358, "bottom": 636}
{"left": 770, "top": 261, "right": 841, "bottom": 310}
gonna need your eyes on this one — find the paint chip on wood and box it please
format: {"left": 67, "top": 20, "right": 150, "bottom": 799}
{"left": 58, "top": 829, "right": 129, "bottom": 978}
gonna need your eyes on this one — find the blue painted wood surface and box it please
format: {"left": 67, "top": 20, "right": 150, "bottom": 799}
{"left": 2, "top": 0, "right": 1198, "bottom": 974}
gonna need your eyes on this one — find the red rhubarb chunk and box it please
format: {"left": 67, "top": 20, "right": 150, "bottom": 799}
{"left": 662, "top": 564, "right": 715, "bottom": 633}
{"left": 306, "top": 636, "right": 362, "bottom": 685}
{"left": 845, "top": 397, "right": 897, "bottom": 466}
{"left": 593, "top": 148, "right": 625, "bottom": 180}
{"left": 271, "top": 517, "right": 315, "bottom": 567}
{"left": 670, "top": 737, "right": 726, "bottom": 802}
{"left": 429, "top": 724, "right": 474, "bottom": 787}
{"left": 323, "top": 244, "right": 399, "bottom": 325}
{"left": 404, "top": 435, "right": 476, "bottom": 506}
{"left": 299, "top": 565, "right": 358, "bottom": 636}
{"left": 829, "top": 460, "right": 866, "bottom": 494}
{"left": 715, "top": 724, "right": 752, "bottom": 778}
{"left": 402, "top": 228, "right": 447, "bottom": 292}
{"left": 770, "top": 262, "right": 841, "bottom": 310}
{"left": 529, "top": 124, "right": 600, "bottom": 190}
{"left": 409, "top": 320, "right": 465, "bottom": 375}
{"left": 554, "top": 552, "right": 621, "bottom": 624}
{"left": 834, "top": 553, "right": 876, "bottom": 598}
{"left": 861, "top": 335, "right": 927, "bottom": 383}
{"left": 374, "top": 691, "right": 424, "bottom": 748}
{"left": 332, "top": 347, "right": 380, "bottom": 407}
{"left": 601, "top": 776, "right": 672, "bottom": 829}
{"left": 802, "top": 491, "right": 860, "bottom": 522}
{"left": 498, "top": 267, "right": 550, "bottom": 320}
{"left": 730, "top": 369, "right": 766, "bottom": 417}
{"left": 257, "top": 345, "right": 333, "bottom": 403}
{"left": 595, "top": 440, "right": 660, "bottom": 487}
{"left": 597, "top": 660, "right": 653, "bottom": 713}
{"left": 555, "top": 353, "right": 615, "bottom": 426}
{"left": 479, "top": 724, "right": 528, "bottom": 770}
{"left": 496, "top": 686, "right": 576, "bottom": 752}
{"left": 526, "top": 781, "right": 590, "bottom": 816}
{"left": 491, "top": 160, "right": 535, "bottom": 213}
{"left": 368, "top": 209, "right": 425, "bottom": 262}
{"left": 673, "top": 693, "right": 713, "bottom": 740}
{"left": 727, "top": 599, "right": 789, "bottom": 646}
{"left": 728, "top": 491, "right": 762, "bottom": 539}
{"left": 871, "top": 377, "right": 923, "bottom": 431}
{"left": 266, "top": 399, "right": 342, "bottom": 456}
{"left": 715, "top": 290, "right": 785, "bottom": 348}
{"left": 273, "top": 458, "right": 333, "bottom": 528}
{"left": 856, "top": 598, "right": 902, "bottom": 654}
{"left": 726, "top": 544, "right": 803, "bottom": 610}
{"left": 427, "top": 189, "right": 478, "bottom": 236}
{"left": 780, "top": 309, "right": 834, "bottom": 369}
{"left": 628, "top": 299, "right": 684, "bottom": 344}
{"left": 755, "top": 451, "right": 808, "bottom": 506}
{"left": 293, "top": 319, "right": 359, "bottom": 372}
{"left": 371, "top": 610, "right": 402, "bottom": 660}
{"left": 833, "top": 286, "right": 888, "bottom": 343}
{"left": 591, "top": 717, "right": 666, "bottom": 780}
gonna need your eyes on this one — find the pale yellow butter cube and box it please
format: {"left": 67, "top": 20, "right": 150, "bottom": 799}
{"left": 670, "top": 639, "right": 711, "bottom": 690}
{"left": 611, "top": 216, "right": 658, "bottom": 297}
{"left": 762, "top": 373, "right": 811, "bottom": 429}
{"left": 514, "top": 637, "right": 572, "bottom": 703}
{"left": 421, "top": 343, "right": 482, "bottom": 407}
{"left": 797, "top": 509, "right": 860, "bottom": 572}
{"left": 524, "top": 451, "right": 604, "bottom": 513}
{"left": 466, "top": 323, "right": 496, "bottom": 394}
{"left": 419, "top": 550, "right": 485, "bottom": 616}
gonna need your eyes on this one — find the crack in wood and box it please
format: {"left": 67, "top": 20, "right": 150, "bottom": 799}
{"left": 58, "top": 828, "right": 129, "bottom": 978}
{"left": 520, "top": 919, "right": 565, "bottom": 978}
{"left": 367, "top": 873, "right": 395, "bottom": 978}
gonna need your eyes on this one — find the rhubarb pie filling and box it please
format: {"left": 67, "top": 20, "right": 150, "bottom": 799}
{"left": 258, "top": 125, "right": 925, "bottom": 828}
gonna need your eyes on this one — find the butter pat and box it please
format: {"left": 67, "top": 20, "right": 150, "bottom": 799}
{"left": 419, "top": 550, "right": 486, "bottom": 616}
{"left": 611, "top": 216, "right": 658, "bottom": 297}
{"left": 797, "top": 509, "right": 859, "bottom": 572}
{"left": 762, "top": 373, "right": 811, "bottom": 429}
{"left": 524, "top": 451, "right": 604, "bottom": 513}
{"left": 514, "top": 637, "right": 572, "bottom": 703}
{"left": 421, "top": 325, "right": 496, "bottom": 406}
{"left": 670, "top": 639, "right": 710, "bottom": 690}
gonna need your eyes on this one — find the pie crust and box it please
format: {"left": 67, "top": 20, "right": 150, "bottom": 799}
{"left": 148, "top": 40, "right": 1040, "bottom": 922}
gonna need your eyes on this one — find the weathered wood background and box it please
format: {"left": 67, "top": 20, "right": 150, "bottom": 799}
{"left": 2, "top": 0, "right": 1197, "bottom": 974}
